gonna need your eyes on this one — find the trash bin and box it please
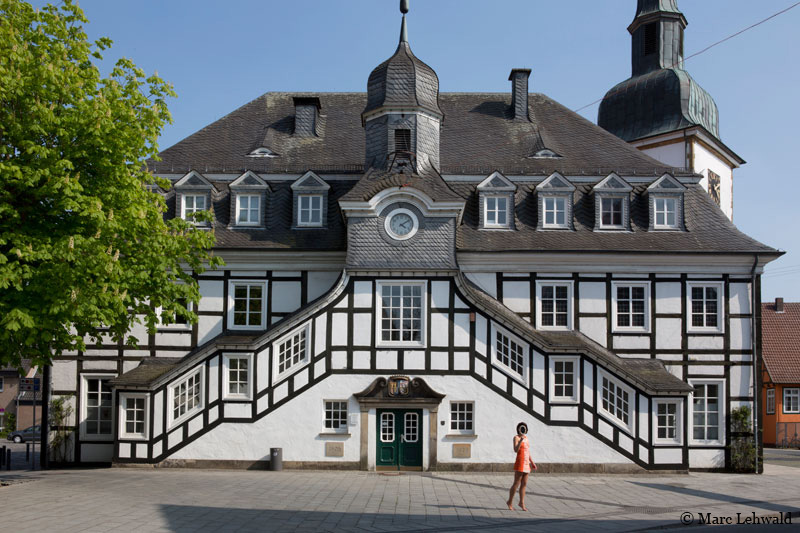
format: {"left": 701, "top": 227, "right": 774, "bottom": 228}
{"left": 270, "top": 447, "right": 283, "bottom": 471}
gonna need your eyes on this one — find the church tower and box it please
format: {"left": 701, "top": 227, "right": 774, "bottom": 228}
{"left": 362, "top": 0, "right": 443, "bottom": 176}
{"left": 598, "top": 0, "right": 742, "bottom": 219}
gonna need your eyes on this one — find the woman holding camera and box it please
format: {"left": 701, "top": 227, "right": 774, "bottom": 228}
{"left": 507, "top": 422, "right": 537, "bottom": 511}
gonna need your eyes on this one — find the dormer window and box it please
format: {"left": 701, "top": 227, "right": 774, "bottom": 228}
{"left": 173, "top": 171, "right": 216, "bottom": 226}
{"left": 229, "top": 171, "right": 269, "bottom": 229}
{"left": 298, "top": 195, "right": 323, "bottom": 227}
{"left": 593, "top": 173, "right": 632, "bottom": 232}
{"left": 477, "top": 171, "right": 516, "bottom": 230}
{"left": 647, "top": 173, "right": 686, "bottom": 231}
{"left": 601, "top": 198, "right": 623, "bottom": 228}
{"left": 536, "top": 172, "right": 575, "bottom": 230}
{"left": 484, "top": 196, "right": 509, "bottom": 228}
{"left": 291, "top": 171, "right": 329, "bottom": 229}
{"left": 394, "top": 129, "right": 411, "bottom": 152}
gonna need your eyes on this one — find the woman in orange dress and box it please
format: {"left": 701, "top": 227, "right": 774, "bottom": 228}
{"left": 507, "top": 422, "right": 536, "bottom": 511}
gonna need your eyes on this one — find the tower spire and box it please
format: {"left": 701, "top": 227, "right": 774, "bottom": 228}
{"left": 399, "top": 0, "right": 409, "bottom": 43}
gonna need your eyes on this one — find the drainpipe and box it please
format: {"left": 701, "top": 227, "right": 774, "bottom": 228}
{"left": 751, "top": 254, "right": 760, "bottom": 473}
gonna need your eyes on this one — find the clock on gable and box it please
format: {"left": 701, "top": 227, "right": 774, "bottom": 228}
{"left": 708, "top": 170, "right": 721, "bottom": 207}
{"left": 384, "top": 208, "right": 419, "bottom": 241}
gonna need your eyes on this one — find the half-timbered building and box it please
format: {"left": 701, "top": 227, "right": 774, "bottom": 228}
{"left": 50, "top": 1, "right": 780, "bottom": 471}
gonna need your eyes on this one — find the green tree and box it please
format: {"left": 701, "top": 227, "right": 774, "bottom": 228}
{"left": 0, "top": 0, "right": 222, "bottom": 368}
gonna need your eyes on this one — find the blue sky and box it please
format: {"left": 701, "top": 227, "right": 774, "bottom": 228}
{"left": 35, "top": 0, "right": 800, "bottom": 300}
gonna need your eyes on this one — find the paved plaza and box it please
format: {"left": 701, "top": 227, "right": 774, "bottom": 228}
{"left": 2, "top": 459, "right": 800, "bottom": 532}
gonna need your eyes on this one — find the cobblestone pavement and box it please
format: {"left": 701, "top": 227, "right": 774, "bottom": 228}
{"left": 1, "top": 464, "right": 799, "bottom": 532}
{"left": 764, "top": 447, "right": 800, "bottom": 469}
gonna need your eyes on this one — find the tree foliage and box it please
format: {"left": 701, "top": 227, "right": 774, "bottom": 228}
{"left": 0, "top": 0, "right": 222, "bottom": 368}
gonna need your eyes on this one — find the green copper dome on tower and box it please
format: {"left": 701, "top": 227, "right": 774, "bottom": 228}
{"left": 598, "top": 0, "right": 720, "bottom": 142}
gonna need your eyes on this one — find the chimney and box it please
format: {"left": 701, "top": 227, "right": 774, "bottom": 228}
{"left": 509, "top": 68, "right": 532, "bottom": 121}
{"left": 776, "top": 297, "right": 785, "bottom": 313}
{"left": 293, "top": 97, "right": 321, "bottom": 137}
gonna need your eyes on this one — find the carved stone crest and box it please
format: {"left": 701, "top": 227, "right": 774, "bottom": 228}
{"left": 388, "top": 375, "right": 410, "bottom": 397}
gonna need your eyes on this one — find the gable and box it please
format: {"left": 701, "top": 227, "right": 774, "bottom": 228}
{"left": 648, "top": 173, "right": 687, "bottom": 192}
{"left": 230, "top": 171, "right": 270, "bottom": 190}
{"left": 477, "top": 171, "right": 515, "bottom": 192}
{"left": 536, "top": 172, "right": 575, "bottom": 192}
{"left": 174, "top": 170, "right": 216, "bottom": 191}
{"left": 291, "top": 171, "right": 330, "bottom": 191}
{"left": 594, "top": 173, "right": 633, "bottom": 193}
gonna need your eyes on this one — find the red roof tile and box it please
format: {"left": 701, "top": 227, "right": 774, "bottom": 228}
{"left": 762, "top": 302, "right": 800, "bottom": 384}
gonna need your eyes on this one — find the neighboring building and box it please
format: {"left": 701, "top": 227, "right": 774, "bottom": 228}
{"left": 49, "top": 1, "right": 780, "bottom": 471}
{"left": 0, "top": 361, "right": 40, "bottom": 431}
{"left": 598, "top": 0, "right": 742, "bottom": 220}
{"left": 761, "top": 299, "right": 800, "bottom": 447}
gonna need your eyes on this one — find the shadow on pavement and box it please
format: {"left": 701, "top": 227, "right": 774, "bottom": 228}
{"left": 630, "top": 481, "right": 795, "bottom": 515}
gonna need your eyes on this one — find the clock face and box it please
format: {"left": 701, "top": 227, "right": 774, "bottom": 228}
{"left": 385, "top": 209, "right": 418, "bottom": 241}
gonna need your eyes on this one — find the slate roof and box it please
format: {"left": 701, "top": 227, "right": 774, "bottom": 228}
{"left": 109, "top": 358, "right": 183, "bottom": 387}
{"left": 761, "top": 302, "right": 800, "bottom": 384}
{"left": 339, "top": 167, "right": 461, "bottom": 204}
{"left": 150, "top": 92, "right": 690, "bottom": 176}
{"left": 460, "top": 276, "right": 692, "bottom": 394}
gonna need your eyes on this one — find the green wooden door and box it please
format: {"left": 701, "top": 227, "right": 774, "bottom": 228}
{"left": 376, "top": 409, "right": 423, "bottom": 470}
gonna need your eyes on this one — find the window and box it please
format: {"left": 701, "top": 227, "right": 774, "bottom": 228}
{"left": 404, "top": 412, "right": 419, "bottom": 443}
{"left": 324, "top": 400, "right": 348, "bottom": 432}
{"left": 644, "top": 22, "right": 657, "bottom": 56}
{"left": 600, "top": 374, "right": 632, "bottom": 431}
{"left": 298, "top": 194, "right": 323, "bottom": 227}
{"left": 550, "top": 357, "right": 579, "bottom": 403}
{"left": 229, "top": 281, "right": 266, "bottom": 329}
{"left": 276, "top": 325, "right": 310, "bottom": 377}
{"left": 654, "top": 400, "right": 682, "bottom": 445}
{"left": 159, "top": 299, "right": 191, "bottom": 327}
{"left": 543, "top": 196, "right": 567, "bottom": 228}
{"left": 537, "top": 282, "right": 572, "bottom": 330}
{"left": 223, "top": 354, "right": 252, "bottom": 400}
{"left": 182, "top": 194, "right": 206, "bottom": 221}
{"left": 236, "top": 195, "right": 260, "bottom": 226}
{"left": 689, "top": 283, "right": 723, "bottom": 332}
{"left": 484, "top": 196, "right": 509, "bottom": 228}
{"left": 766, "top": 389, "right": 775, "bottom": 415}
{"left": 450, "top": 402, "right": 474, "bottom": 434}
{"left": 784, "top": 388, "right": 800, "bottom": 414}
{"left": 380, "top": 412, "right": 394, "bottom": 442}
{"left": 0, "top": 376, "right": 3, "bottom": 392}
{"left": 493, "top": 327, "right": 527, "bottom": 381}
{"left": 394, "top": 129, "right": 411, "bottom": 152}
{"left": 120, "top": 394, "right": 148, "bottom": 439}
{"left": 171, "top": 370, "right": 203, "bottom": 425}
{"left": 600, "top": 197, "right": 623, "bottom": 227}
{"left": 691, "top": 382, "right": 722, "bottom": 444}
{"left": 654, "top": 197, "right": 677, "bottom": 228}
{"left": 82, "top": 376, "right": 114, "bottom": 439}
{"left": 613, "top": 283, "right": 649, "bottom": 331}
{"left": 378, "top": 282, "right": 425, "bottom": 346}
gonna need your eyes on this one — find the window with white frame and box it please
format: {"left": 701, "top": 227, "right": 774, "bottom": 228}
{"left": 378, "top": 282, "right": 425, "bottom": 346}
{"left": 784, "top": 388, "right": 800, "bottom": 414}
{"left": 600, "top": 374, "right": 633, "bottom": 430}
{"left": 766, "top": 389, "right": 775, "bottom": 414}
{"left": 450, "top": 402, "right": 474, "bottom": 434}
{"left": 689, "top": 283, "right": 723, "bottom": 331}
{"left": 493, "top": 327, "right": 526, "bottom": 380}
{"left": 613, "top": 283, "right": 649, "bottom": 331}
{"left": 120, "top": 394, "right": 148, "bottom": 439}
{"left": 484, "top": 196, "right": 509, "bottom": 228}
{"left": 159, "top": 298, "right": 192, "bottom": 328}
{"left": 298, "top": 194, "right": 323, "bottom": 227}
{"left": 82, "top": 375, "right": 114, "bottom": 439}
{"left": 550, "top": 356, "right": 579, "bottom": 402}
{"left": 323, "top": 400, "right": 348, "bottom": 432}
{"left": 182, "top": 194, "right": 206, "bottom": 222}
{"left": 654, "top": 400, "right": 681, "bottom": 445}
{"left": 653, "top": 197, "right": 677, "bottom": 228}
{"left": 537, "top": 281, "right": 572, "bottom": 330}
{"left": 230, "top": 281, "right": 266, "bottom": 329}
{"left": 223, "top": 354, "right": 252, "bottom": 400}
{"left": 276, "top": 324, "right": 310, "bottom": 377}
{"left": 691, "top": 381, "right": 722, "bottom": 443}
{"left": 600, "top": 197, "right": 624, "bottom": 228}
{"left": 543, "top": 196, "right": 567, "bottom": 228}
{"left": 236, "top": 195, "right": 261, "bottom": 226}
{"left": 171, "top": 370, "right": 203, "bottom": 424}
{"left": 0, "top": 376, "right": 3, "bottom": 392}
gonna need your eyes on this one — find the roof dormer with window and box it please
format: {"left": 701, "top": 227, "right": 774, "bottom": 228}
{"left": 291, "top": 171, "right": 329, "bottom": 229}
{"left": 647, "top": 173, "right": 686, "bottom": 231}
{"left": 173, "top": 170, "right": 216, "bottom": 226}
{"left": 229, "top": 171, "right": 270, "bottom": 229}
{"left": 536, "top": 172, "right": 575, "bottom": 230}
{"left": 477, "top": 171, "right": 516, "bottom": 230}
{"left": 593, "top": 173, "right": 633, "bottom": 231}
